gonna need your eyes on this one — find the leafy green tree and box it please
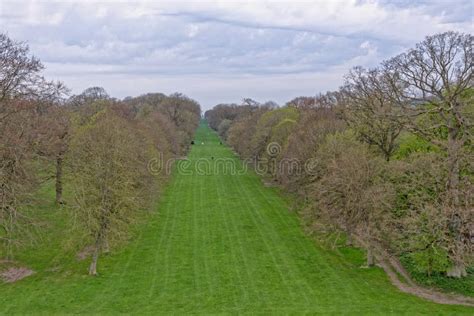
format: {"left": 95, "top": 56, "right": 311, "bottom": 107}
{"left": 250, "top": 107, "right": 299, "bottom": 160}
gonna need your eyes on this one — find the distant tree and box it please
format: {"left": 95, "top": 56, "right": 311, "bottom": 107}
{"left": 250, "top": 107, "right": 299, "bottom": 160}
{"left": 136, "top": 110, "right": 179, "bottom": 157}
{"left": 261, "top": 100, "right": 279, "bottom": 108}
{"left": 158, "top": 93, "right": 201, "bottom": 152}
{"left": 69, "top": 86, "right": 109, "bottom": 107}
{"left": 286, "top": 96, "right": 316, "bottom": 109}
{"left": 217, "top": 119, "right": 232, "bottom": 140}
{"left": 205, "top": 103, "right": 239, "bottom": 130}
{"left": 286, "top": 92, "right": 342, "bottom": 110}
{"left": 226, "top": 107, "right": 269, "bottom": 158}
{"left": 242, "top": 98, "right": 260, "bottom": 107}
{"left": 159, "top": 93, "right": 200, "bottom": 127}
{"left": 123, "top": 92, "right": 167, "bottom": 115}
{"left": 123, "top": 92, "right": 200, "bottom": 155}
{"left": 280, "top": 107, "right": 344, "bottom": 189}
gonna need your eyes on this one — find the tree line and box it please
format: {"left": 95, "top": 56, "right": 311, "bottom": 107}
{"left": 0, "top": 34, "right": 201, "bottom": 275}
{"left": 205, "top": 31, "right": 473, "bottom": 281}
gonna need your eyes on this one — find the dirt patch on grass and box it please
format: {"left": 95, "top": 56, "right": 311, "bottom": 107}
{"left": 1, "top": 267, "right": 35, "bottom": 283}
{"left": 352, "top": 236, "right": 474, "bottom": 306}
{"left": 379, "top": 259, "right": 474, "bottom": 306}
{"left": 262, "top": 179, "right": 278, "bottom": 187}
{"left": 373, "top": 244, "right": 474, "bottom": 306}
{"left": 77, "top": 245, "right": 94, "bottom": 261}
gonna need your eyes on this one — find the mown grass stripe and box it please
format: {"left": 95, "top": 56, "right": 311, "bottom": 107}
{"left": 0, "top": 122, "right": 472, "bottom": 314}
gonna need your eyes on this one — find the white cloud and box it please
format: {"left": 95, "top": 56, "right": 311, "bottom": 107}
{"left": 0, "top": 0, "right": 472, "bottom": 109}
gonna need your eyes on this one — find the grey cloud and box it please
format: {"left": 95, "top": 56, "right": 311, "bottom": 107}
{"left": 0, "top": 0, "right": 472, "bottom": 110}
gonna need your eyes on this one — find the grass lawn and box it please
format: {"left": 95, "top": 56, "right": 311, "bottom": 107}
{"left": 0, "top": 122, "right": 472, "bottom": 314}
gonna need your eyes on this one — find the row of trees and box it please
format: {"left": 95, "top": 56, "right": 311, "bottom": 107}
{"left": 0, "top": 34, "right": 201, "bottom": 274}
{"left": 205, "top": 31, "right": 473, "bottom": 279}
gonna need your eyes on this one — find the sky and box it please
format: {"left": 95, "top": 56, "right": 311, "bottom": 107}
{"left": 1, "top": 1, "right": 472, "bottom": 110}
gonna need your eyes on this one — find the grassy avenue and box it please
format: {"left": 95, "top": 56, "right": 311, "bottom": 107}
{"left": 0, "top": 122, "right": 472, "bottom": 314}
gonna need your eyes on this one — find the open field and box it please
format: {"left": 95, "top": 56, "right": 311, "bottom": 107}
{"left": 0, "top": 123, "right": 472, "bottom": 314}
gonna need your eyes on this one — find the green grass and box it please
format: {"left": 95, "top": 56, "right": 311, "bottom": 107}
{"left": 0, "top": 122, "right": 472, "bottom": 314}
{"left": 400, "top": 254, "right": 474, "bottom": 297}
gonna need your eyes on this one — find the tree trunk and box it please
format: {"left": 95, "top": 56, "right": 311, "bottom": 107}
{"left": 89, "top": 245, "right": 99, "bottom": 276}
{"left": 383, "top": 149, "right": 391, "bottom": 162}
{"left": 446, "top": 125, "right": 460, "bottom": 206}
{"left": 103, "top": 239, "right": 110, "bottom": 253}
{"left": 346, "top": 232, "right": 353, "bottom": 246}
{"left": 367, "top": 246, "right": 375, "bottom": 267}
{"left": 447, "top": 262, "right": 467, "bottom": 278}
{"left": 446, "top": 125, "right": 467, "bottom": 278}
{"left": 55, "top": 155, "right": 63, "bottom": 205}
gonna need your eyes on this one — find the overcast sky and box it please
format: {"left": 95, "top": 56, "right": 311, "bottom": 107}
{"left": 1, "top": 1, "right": 472, "bottom": 110}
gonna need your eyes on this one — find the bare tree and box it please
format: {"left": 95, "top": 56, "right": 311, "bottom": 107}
{"left": 159, "top": 93, "right": 200, "bottom": 128}
{"left": 36, "top": 106, "right": 71, "bottom": 204}
{"left": 0, "top": 33, "right": 66, "bottom": 258}
{"left": 69, "top": 86, "right": 109, "bottom": 107}
{"left": 0, "top": 34, "right": 42, "bottom": 103}
{"left": 0, "top": 33, "right": 65, "bottom": 120}
{"left": 226, "top": 106, "right": 269, "bottom": 158}
{"left": 341, "top": 67, "right": 405, "bottom": 161}
{"left": 0, "top": 100, "right": 39, "bottom": 258}
{"left": 68, "top": 109, "right": 157, "bottom": 275}
{"left": 312, "top": 132, "right": 394, "bottom": 266}
{"left": 280, "top": 107, "right": 344, "bottom": 189}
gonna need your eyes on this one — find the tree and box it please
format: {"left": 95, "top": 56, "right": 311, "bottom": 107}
{"left": 0, "top": 33, "right": 42, "bottom": 103}
{"left": 384, "top": 31, "right": 473, "bottom": 276}
{"left": 0, "top": 33, "right": 66, "bottom": 258}
{"left": 226, "top": 106, "right": 268, "bottom": 158}
{"left": 387, "top": 152, "right": 473, "bottom": 278}
{"left": 36, "top": 106, "right": 71, "bottom": 204}
{"left": 250, "top": 107, "right": 299, "bottom": 161}
{"left": 159, "top": 93, "right": 200, "bottom": 128}
{"left": 158, "top": 93, "right": 201, "bottom": 152}
{"left": 217, "top": 119, "right": 232, "bottom": 140}
{"left": 0, "top": 100, "right": 39, "bottom": 258}
{"left": 341, "top": 66, "right": 405, "bottom": 161}
{"left": 125, "top": 92, "right": 201, "bottom": 155}
{"left": 286, "top": 96, "right": 316, "bottom": 109}
{"left": 312, "top": 132, "right": 394, "bottom": 265}
{"left": 280, "top": 107, "right": 344, "bottom": 189}
{"left": 68, "top": 109, "right": 157, "bottom": 275}
{"left": 69, "top": 86, "right": 109, "bottom": 107}
{"left": 0, "top": 33, "right": 65, "bottom": 120}
{"left": 384, "top": 31, "right": 472, "bottom": 202}
{"left": 205, "top": 103, "right": 239, "bottom": 130}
